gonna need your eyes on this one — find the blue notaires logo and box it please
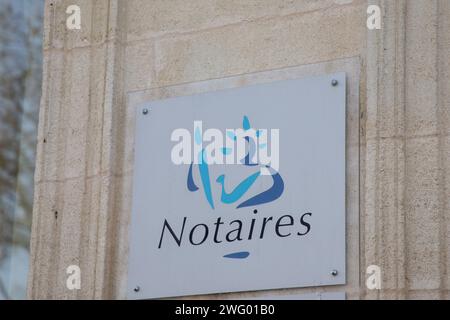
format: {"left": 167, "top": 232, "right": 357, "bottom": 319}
{"left": 185, "top": 116, "right": 284, "bottom": 258}
{"left": 187, "top": 116, "right": 284, "bottom": 210}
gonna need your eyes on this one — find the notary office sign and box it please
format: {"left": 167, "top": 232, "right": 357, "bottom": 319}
{"left": 127, "top": 73, "right": 346, "bottom": 299}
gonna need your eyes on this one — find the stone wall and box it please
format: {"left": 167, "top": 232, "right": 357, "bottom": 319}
{"left": 28, "top": 0, "right": 450, "bottom": 299}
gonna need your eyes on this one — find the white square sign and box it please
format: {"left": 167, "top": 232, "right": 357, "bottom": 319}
{"left": 127, "top": 73, "right": 346, "bottom": 299}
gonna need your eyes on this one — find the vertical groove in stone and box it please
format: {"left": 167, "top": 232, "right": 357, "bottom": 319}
{"left": 97, "top": 0, "right": 129, "bottom": 299}
{"left": 365, "top": 0, "right": 407, "bottom": 299}
{"left": 404, "top": 0, "right": 441, "bottom": 299}
{"left": 75, "top": 0, "right": 100, "bottom": 300}
{"left": 80, "top": 0, "right": 129, "bottom": 299}
{"left": 436, "top": 0, "right": 450, "bottom": 297}
{"left": 364, "top": 0, "right": 379, "bottom": 299}
{"left": 393, "top": 0, "right": 407, "bottom": 299}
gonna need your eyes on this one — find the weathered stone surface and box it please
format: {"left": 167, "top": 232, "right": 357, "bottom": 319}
{"left": 126, "top": 0, "right": 353, "bottom": 41}
{"left": 28, "top": 0, "right": 450, "bottom": 299}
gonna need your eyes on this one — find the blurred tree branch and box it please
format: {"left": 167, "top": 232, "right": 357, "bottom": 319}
{"left": 0, "top": 0, "right": 44, "bottom": 299}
